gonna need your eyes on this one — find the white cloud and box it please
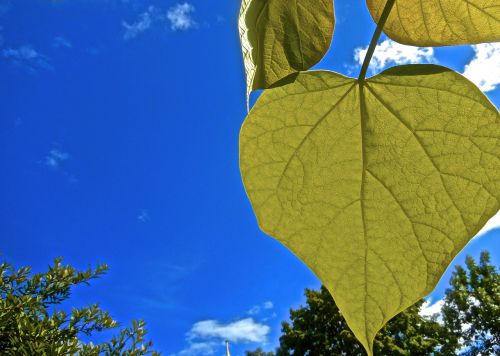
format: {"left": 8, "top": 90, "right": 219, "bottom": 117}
{"left": 262, "top": 301, "right": 273, "bottom": 309}
{"left": 137, "top": 209, "right": 150, "bottom": 223}
{"left": 53, "top": 36, "right": 72, "bottom": 49}
{"left": 177, "top": 303, "right": 272, "bottom": 355}
{"left": 248, "top": 301, "right": 274, "bottom": 315}
{"left": 177, "top": 341, "right": 219, "bottom": 356}
{"left": 247, "top": 306, "right": 261, "bottom": 315}
{"left": 188, "top": 318, "right": 270, "bottom": 343}
{"left": 467, "top": 296, "right": 480, "bottom": 307}
{"left": 167, "top": 3, "right": 196, "bottom": 31}
{"left": 122, "top": 6, "right": 158, "bottom": 40}
{"left": 45, "top": 149, "right": 70, "bottom": 169}
{"left": 353, "top": 39, "right": 435, "bottom": 74}
{"left": 462, "top": 43, "right": 500, "bottom": 92}
{"left": 262, "top": 312, "right": 277, "bottom": 322}
{"left": 122, "top": 3, "right": 196, "bottom": 39}
{"left": 2, "top": 45, "right": 52, "bottom": 72}
{"left": 474, "top": 212, "right": 500, "bottom": 239}
{"left": 419, "top": 299, "right": 444, "bottom": 323}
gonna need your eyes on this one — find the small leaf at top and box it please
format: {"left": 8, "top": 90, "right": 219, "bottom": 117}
{"left": 239, "top": 65, "right": 499, "bottom": 354}
{"left": 239, "top": 0, "right": 334, "bottom": 103}
{"left": 366, "top": 0, "right": 500, "bottom": 46}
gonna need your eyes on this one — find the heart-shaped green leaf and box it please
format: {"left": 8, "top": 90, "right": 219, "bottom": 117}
{"left": 366, "top": 0, "right": 500, "bottom": 46}
{"left": 240, "top": 65, "right": 499, "bottom": 354}
{"left": 238, "top": 0, "right": 334, "bottom": 103}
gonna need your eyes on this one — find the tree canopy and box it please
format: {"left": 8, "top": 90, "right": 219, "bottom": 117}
{"left": 275, "top": 288, "right": 446, "bottom": 355}
{"left": 247, "top": 252, "right": 499, "bottom": 355}
{"left": 0, "top": 257, "right": 159, "bottom": 355}
{"left": 441, "top": 252, "right": 500, "bottom": 355}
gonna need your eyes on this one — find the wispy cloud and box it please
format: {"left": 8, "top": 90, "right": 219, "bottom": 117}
{"left": 122, "top": 5, "right": 158, "bottom": 40}
{"left": 2, "top": 45, "right": 52, "bottom": 72}
{"left": 135, "top": 262, "right": 196, "bottom": 311}
{"left": 462, "top": 43, "right": 500, "bottom": 92}
{"left": 177, "top": 341, "right": 219, "bottom": 356}
{"left": 247, "top": 300, "right": 274, "bottom": 315}
{"left": 42, "top": 147, "right": 77, "bottom": 183}
{"left": 262, "top": 301, "right": 273, "bottom": 309}
{"left": 474, "top": 212, "right": 500, "bottom": 239}
{"left": 167, "top": 3, "right": 196, "bottom": 31}
{"left": 122, "top": 3, "right": 197, "bottom": 40}
{"left": 45, "top": 149, "right": 70, "bottom": 169}
{"left": 137, "top": 209, "right": 150, "bottom": 223}
{"left": 53, "top": 35, "right": 72, "bottom": 49}
{"left": 351, "top": 39, "right": 435, "bottom": 75}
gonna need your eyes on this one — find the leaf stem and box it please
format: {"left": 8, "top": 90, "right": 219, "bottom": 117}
{"left": 358, "top": 0, "right": 396, "bottom": 82}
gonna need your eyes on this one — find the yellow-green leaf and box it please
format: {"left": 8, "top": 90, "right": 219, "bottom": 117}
{"left": 367, "top": 0, "right": 500, "bottom": 46}
{"left": 240, "top": 65, "right": 499, "bottom": 354}
{"left": 238, "top": 0, "right": 334, "bottom": 102}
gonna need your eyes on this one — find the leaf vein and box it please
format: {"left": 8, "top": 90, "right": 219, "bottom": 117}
{"left": 365, "top": 84, "right": 470, "bottom": 236}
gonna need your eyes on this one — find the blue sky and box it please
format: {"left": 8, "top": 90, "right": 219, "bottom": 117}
{"left": 0, "top": 1, "right": 499, "bottom": 355}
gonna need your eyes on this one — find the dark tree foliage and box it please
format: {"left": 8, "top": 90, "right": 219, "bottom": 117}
{"left": 441, "top": 251, "right": 499, "bottom": 355}
{"left": 0, "top": 257, "right": 159, "bottom": 355}
{"left": 245, "top": 347, "right": 276, "bottom": 356}
{"left": 274, "top": 287, "right": 447, "bottom": 356}
{"left": 246, "top": 252, "right": 499, "bottom": 356}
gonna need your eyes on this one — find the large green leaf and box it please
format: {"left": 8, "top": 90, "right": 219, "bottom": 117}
{"left": 240, "top": 65, "right": 499, "bottom": 354}
{"left": 367, "top": 0, "right": 500, "bottom": 46}
{"left": 238, "top": 0, "right": 334, "bottom": 102}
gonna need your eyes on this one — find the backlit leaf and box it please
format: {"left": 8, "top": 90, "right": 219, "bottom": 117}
{"left": 367, "top": 0, "right": 500, "bottom": 46}
{"left": 238, "top": 0, "right": 334, "bottom": 103}
{"left": 239, "top": 65, "right": 499, "bottom": 354}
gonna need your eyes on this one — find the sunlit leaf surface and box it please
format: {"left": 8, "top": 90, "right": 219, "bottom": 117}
{"left": 367, "top": 0, "right": 500, "bottom": 46}
{"left": 238, "top": 0, "right": 334, "bottom": 103}
{"left": 240, "top": 65, "right": 500, "bottom": 354}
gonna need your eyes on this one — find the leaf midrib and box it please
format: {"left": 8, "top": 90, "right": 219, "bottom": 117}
{"left": 358, "top": 83, "right": 371, "bottom": 352}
